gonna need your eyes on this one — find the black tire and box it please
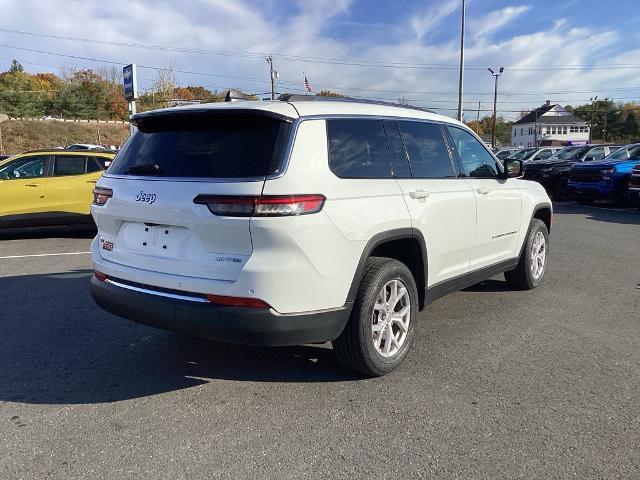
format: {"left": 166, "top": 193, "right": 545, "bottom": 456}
{"left": 504, "top": 219, "right": 549, "bottom": 290}
{"left": 576, "top": 198, "right": 594, "bottom": 205}
{"left": 554, "top": 177, "right": 569, "bottom": 201}
{"left": 333, "top": 257, "right": 418, "bottom": 377}
{"left": 614, "top": 177, "right": 631, "bottom": 207}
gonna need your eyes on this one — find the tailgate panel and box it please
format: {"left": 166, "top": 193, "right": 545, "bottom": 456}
{"left": 93, "top": 178, "right": 263, "bottom": 281}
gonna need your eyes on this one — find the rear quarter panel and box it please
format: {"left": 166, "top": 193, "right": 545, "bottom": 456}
{"left": 260, "top": 118, "right": 412, "bottom": 311}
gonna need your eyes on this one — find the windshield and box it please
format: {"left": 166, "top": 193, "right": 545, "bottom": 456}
{"left": 495, "top": 150, "right": 515, "bottom": 159}
{"left": 507, "top": 148, "right": 535, "bottom": 159}
{"left": 109, "top": 112, "right": 292, "bottom": 178}
{"left": 548, "top": 146, "right": 589, "bottom": 161}
{"left": 605, "top": 145, "right": 640, "bottom": 161}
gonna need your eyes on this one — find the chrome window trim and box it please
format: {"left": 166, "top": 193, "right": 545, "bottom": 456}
{"left": 105, "top": 112, "right": 474, "bottom": 183}
{"left": 105, "top": 278, "right": 209, "bottom": 303}
{"left": 266, "top": 113, "right": 466, "bottom": 181}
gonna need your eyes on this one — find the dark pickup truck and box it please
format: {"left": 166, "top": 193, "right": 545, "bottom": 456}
{"left": 629, "top": 163, "right": 640, "bottom": 207}
{"left": 524, "top": 144, "right": 620, "bottom": 200}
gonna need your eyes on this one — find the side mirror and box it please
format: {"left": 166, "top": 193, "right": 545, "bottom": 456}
{"left": 501, "top": 159, "right": 524, "bottom": 179}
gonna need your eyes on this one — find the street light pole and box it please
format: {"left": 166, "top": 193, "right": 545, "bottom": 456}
{"left": 589, "top": 96, "right": 598, "bottom": 143}
{"left": 488, "top": 67, "right": 504, "bottom": 150}
{"left": 456, "top": 0, "right": 466, "bottom": 121}
{"left": 266, "top": 56, "right": 275, "bottom": 100}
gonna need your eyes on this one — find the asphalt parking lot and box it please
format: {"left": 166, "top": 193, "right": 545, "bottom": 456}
{"left": 1, "top": 203, "right": 639, "bottom": 479}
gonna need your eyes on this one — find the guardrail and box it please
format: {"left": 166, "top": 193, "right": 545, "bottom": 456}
{"left": 7, "top": 117, "right": 128, "bottom": 124}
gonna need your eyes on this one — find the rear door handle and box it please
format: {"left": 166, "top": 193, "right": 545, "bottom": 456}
{"left": 476, "top": 187, "right": 490, "bottom": 195}
{"left": 87, "top": 180, "right": 97, "bottom": 184}
{"left": 25, "top": 183, "right": 40, "bottom": 187}
{"left": 409, "top": 190, "right": 430, "bottom": 199}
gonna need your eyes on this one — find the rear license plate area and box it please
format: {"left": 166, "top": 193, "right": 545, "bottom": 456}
{"left": 123, "top": 222, "right": 190, "bottom": 258}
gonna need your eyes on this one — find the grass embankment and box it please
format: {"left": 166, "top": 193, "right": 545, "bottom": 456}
{"left": 0, "top": 120, "right": 130, "bottom": 154}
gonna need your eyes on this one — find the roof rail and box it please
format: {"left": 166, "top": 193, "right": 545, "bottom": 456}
{"left": 20, "top": 147, "right": 116, "bottom": 154}
{"left": 277, "top": 94, "right": 436, "bottom": 114}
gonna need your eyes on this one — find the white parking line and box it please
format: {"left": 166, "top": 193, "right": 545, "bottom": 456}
{"left": 0, "top": 251, "right": 90, "bottom": 260}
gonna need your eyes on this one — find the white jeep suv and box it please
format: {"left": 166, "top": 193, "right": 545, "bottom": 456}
{"left": 90, "top": 96, "right": 552, "bottom": 376}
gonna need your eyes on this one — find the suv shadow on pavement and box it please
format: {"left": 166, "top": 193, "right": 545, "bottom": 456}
{"left": 553, "top": 202, "right": 640, "bottom": 225}
{"left": 0, "top": 270, "right": 362, "bottom": 406}
{"left": 0, "top": 225, "right": 96, "bottom": 240}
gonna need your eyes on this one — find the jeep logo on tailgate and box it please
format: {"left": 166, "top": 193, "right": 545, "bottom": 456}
{"left": 135, "top": 191, "right": 156, "bottom": 204}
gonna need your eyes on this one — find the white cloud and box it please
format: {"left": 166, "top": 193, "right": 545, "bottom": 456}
{"left": 470, "top": 5, "right": 531, "bottom": 40}
{"left": 0, "top": 0, "right": 636, "bottom": 120}
{"left": 410, "top": 0, "right": 460, "bottom": 41}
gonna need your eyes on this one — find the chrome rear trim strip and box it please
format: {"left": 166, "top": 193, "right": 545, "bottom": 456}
{"left": 105, "top": 278, "right": 209, "bottom": 303}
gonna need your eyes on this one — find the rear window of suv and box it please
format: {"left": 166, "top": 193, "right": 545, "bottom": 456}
{"left": 108, "top": 112, "right": 291, "bottom": 178}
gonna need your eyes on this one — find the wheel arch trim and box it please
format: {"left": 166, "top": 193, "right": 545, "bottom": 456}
{"left": 345, "top": 228, "right": 428, "bottom": 309}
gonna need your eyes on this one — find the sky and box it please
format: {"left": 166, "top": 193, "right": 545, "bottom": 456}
{"left": 1, "top": 0, "right": 639, "bottom": 120}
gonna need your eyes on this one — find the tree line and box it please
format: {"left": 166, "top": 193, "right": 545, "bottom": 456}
{"left": 1, "top": 60, "right": 639, "bottom": 144}
{"left": 0, "top": 60, "right": 249, "bottom": 120}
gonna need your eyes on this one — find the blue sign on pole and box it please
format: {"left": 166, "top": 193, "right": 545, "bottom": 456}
{"left": 123, "top": 64, "right": 137, "bottom": 102}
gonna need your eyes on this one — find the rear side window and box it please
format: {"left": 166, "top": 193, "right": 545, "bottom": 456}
{"left": 588, "top": 147, "right": 605, "bottom": 160}
{"left": 109, "top": 113, "right": 291, "bottom": 178}
{"left": 536, "top": 149, "right": 553, "bottom": 160}
{"left": 54, "top": 156, "right": 86, "bottom": 176}
{"left": 396, "top": 121, "right": 456, "bottom": 178}
{"left": 86, "top": 157, "right": 103, "bottom": 173}
{"left": 327, "top": 119, "right": 392, "bottom": 178}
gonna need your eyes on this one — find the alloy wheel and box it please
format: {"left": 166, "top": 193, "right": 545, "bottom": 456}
{"left": 530, "top": 231, "right": 546, "bottom": 280}
{"left": 371, "top": 279, "right": 411, "bottom": 357}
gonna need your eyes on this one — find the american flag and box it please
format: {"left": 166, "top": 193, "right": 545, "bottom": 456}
{"left": 304, "top": 74, "right": 313, "bottom": 93}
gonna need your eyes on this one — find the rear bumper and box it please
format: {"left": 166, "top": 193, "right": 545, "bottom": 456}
{"left": 91, "top": 276, "right": 350, "bottom": 346}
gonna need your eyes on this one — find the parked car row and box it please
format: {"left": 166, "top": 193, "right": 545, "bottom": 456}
{"left": 495, "top": 146, "right": 562, "bottom": 163}
{"left": 523, "top": 144, "right": 620, "bottom": 200}
{"left": 568, "top": 144, "right": 640, "bottom": 206}
{"left": 510, "top": 141, "right": 639, "bottom": 206}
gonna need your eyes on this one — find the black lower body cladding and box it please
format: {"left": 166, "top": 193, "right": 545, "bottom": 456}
{"left": 91, "top": 276, "right": 350, "bottom": 346}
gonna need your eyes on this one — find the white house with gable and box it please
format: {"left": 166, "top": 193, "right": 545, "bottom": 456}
{"left": 512, "top": 102, "right": 589, "bottom": 147}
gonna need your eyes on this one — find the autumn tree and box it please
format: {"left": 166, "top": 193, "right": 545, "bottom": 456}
{"left": 317, "top": 90, "right": 345, "bottom": 97}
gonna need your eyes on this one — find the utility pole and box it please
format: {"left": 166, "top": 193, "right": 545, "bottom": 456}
{"left": 266, "top": 56, "right": 276, "bottom": 100}
{"left": 589, "top": 96, "right": 598, "bottom": 143}
{"left": 488, "top": 67, "right": 504, "bottom": 149}
{"left": 456, "top": 0, "right": 466, "bottom": 121}
{"left": 475, "top": 100, "right": 481, "bottom": 134}
{"left": 534, "top": 108, "right": 538, "bottom": 147}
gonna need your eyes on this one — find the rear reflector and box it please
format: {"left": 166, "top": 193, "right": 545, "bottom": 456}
{"left": 206, "top": 293, "right": 271, "bottom": 309}
{"left": 194, "top": 194, "right": 325, "bottom": 217}
{"left": 93, "top": 187, "right": 113, "bottom": 206}
{"left": 94, "top": 271, "right": 107, "bottom": 282}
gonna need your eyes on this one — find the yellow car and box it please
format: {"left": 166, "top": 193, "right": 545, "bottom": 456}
{"left": 0, "top": 149, "right": 116, "bottom": 227}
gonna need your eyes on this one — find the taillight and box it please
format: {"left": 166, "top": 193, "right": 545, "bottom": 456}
{"left": 194, "top": 194, "right": 326, "bottom": 217}
{"left": 93, "top": 187, "right": 113, "bottom": 206}
{"left": 206, "top": 293, "right": 271, "bottom": 308}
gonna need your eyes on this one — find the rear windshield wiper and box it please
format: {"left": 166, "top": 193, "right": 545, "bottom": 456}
{"left": 124, "top": 163, "right": 164, "bottom": 175}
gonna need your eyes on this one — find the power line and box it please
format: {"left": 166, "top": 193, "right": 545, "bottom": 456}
{"left": 2, "top": 28, "right": 640, "bottom": 72}
{"left": 4, "top": 45, "right": 640, "bottom": 103}
{"left": 0, "top": 44, "right": 275, "bottom": 85}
